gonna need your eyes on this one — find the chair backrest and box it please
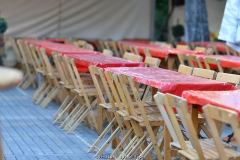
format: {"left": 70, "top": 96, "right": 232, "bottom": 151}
{"left": 132, "top": 46, "right": 140, "bottom": 55}
{"left": 102, "top": 49, "right": 113, "bottom": 56}
{"left": 194, "top": 46, "right": 206, "bottom": 52}
{"left": 123, "top": 52, "right": 142, "bottom": 62}
{"left": 203, "top": 105, "right": 240, "bottom": 159}
{"left": 10, "top": 38, "right": 22, "bottom": 61}
{"left": 29, "top": 44, "right": 42, "bottom": 72}
{"left": 208, "top": 46, "right": 219, "bottom": 55}
{"left": 216, "top": 72, "right": 240, "bottom": 87}
{"left": 144, "top": 56, "right": 160, "bottom": 67}
{"left": 177, "top": 53, "right": 188, "bottom": 65}
{"left": 178, "top": 64, "right": 193, "bottom": 75}
{"left": 176, "top": 44, "right": 189, "bottom": 50}
{"left": 187, "top": 54, "right": 203, "bottom": 68}
{"left": 143, "top": 48, "right": 151, "bottom": 57}
{"left": 226, "top": 45, "right": 239, "bottom": 56}
{"left": 40, "top": 48, "right": 60, "bottom": 88}
{"left": 77, "top": 40, "right": 86, "bottom": 48}
{"left": 204, "top": 57, "right": 223, "bottom": 72}
{"left": 154, "top": 92, "right": 205, "bottom": 159}
{"left": 122, "top": 44, "right": 134, "bottom": 53}
{"left": 205, "top": 47, "right": 215, "bottom": 55}
{"left": 117, "top": 41, "right": 124, "bottom": 56}
{"left": 192, "top": 68, "right": 216, "bottom": 79}
{"left": 85, "top": 43, "right": 94, "bottom": 51}
{"left": 104, "top": 41, "right": 120, "bottom": 57}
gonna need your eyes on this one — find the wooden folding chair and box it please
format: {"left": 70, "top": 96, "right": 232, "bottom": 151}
{"left": 38, "top": 48, "right": 60, "bottom": 108}
{"left": 102, "top": 49, "right": 113, "bottom": 56}
{"left": 32, "top": 47, "right": 54, "bottom": 105}
{"left": 16, "top": 40, "right": 37, "bottom": 89}
{"left": 203, "top": 105, "right": 240, "bottom": 160}
{"left": 29, "top": 44, "right": 48, "bottom": 102}
{"left": 154, "top": 92, "right": 235, "bottom": 160}
{"left": 143, "top": 48, "right": 151, "bottom": 57}
{"left": 203, "top": 104, "right": 240, "bottom": 160}
{"left": 226, "top": 45, "right": 239, "bottom": 56}
{"left": 51, "top": 53, "right": 79, "bottom": 124}
{"left": 88, "top": 66, "right": 133, "bottom": 156}
{"left": 178, "top": 64, "right": 193, "bottom": 75}
{"left": 116, "top": 74, "right": 164, "bottom": 160}
{"left": 104, "top": 41, "right": 121, "bottom": 57}
{"left": 61, "top": 57, "right": 99, "bottom": 133}
{"left": 188, "top": 54, "right": 203, "bottom": 68}
{"left": 177, "top": 53, "right": 188, "bottom": 65}
{"left": 192, "top": 68, "right": 216, "bottom": 79}
{"left": 204, "top": 57, "right": 224, "bottom": 72}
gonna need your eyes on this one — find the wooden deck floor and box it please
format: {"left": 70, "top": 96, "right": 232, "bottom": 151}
{"left": 0, "top": 87, "right": 235, "bottom": 160}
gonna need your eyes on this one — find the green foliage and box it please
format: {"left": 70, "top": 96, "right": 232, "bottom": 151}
{"left": 0, "top": 18, "right": 7, "bottom": 34}
{"left": 154, "top": 0, "right": 168, "bottom": 41}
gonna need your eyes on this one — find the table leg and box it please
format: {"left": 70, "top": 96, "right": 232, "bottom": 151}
{"left": 167, "top": 55, "right": 176, "bottom": 70}
{"left": 191, "top": 104, "right": 199, "bottom": 133}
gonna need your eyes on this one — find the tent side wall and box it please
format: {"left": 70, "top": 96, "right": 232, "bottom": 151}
{"left": 0, "top": 0, "right": 153, "bottom": 40}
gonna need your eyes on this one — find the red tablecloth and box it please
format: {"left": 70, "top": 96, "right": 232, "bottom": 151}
{"left": 191, "top": 41, "right": 226, "bottom": 52}
{"left": 182, "top": 90, "right": 240, "bottom": 115}
{"left": 106, "top": 67, "right": 236, "bottom": 96}
{"left": 42, "top": 42, "right": 99, "bottom": 56}
{"left": 120, "top": 41, "right": 205, "bottom": 58}
{"left": 46, "top": 38, "right": 66, "bottom": 43}
{"left": 199, "top": 55, "right": 240, "bottom": 69}
{"left": 66, "top": 53, "right": 145, "bottom": 69}
{"left": 26, "top": 40, "right": 49, "bottom": 47}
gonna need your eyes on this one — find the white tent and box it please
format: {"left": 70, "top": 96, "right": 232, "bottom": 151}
{"left": 0, "top": 0, "right": 154, "bottom": 40}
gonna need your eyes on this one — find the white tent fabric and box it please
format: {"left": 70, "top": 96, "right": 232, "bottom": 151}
{"left": 0, "top": 0, "right": 153, "bottom": 40}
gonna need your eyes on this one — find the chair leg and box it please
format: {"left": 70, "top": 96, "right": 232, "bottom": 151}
{"left": 89, "top": 117, "right": 117, "bottom": 152}
{"left": 67, "top": 109, "right": 89, "bottom": 134}
{"left": 53, "top": 96, "right": 77, "bottom": 124}
{"left": 59, "top": 104, "right": 81, "bottom": 128}
{"left": 53, "top": 95, "right": 70, "bottom": 119}
{"left": 109, "top": 128, "right": 134, "bottom": 159}
{"left": 35, "top": 85, "right": 51, "bottom": 104}
{"left": 40, "top": 87, "right": 59, "bottom": 108}
{"left": 63, "top": 105, "right": 88, "bottom": 131}
{"left": 32, "top": 81, "right": 47, "bottom": 102}
{"left": 95, "top": 126, "right": 121, "bottom": 157}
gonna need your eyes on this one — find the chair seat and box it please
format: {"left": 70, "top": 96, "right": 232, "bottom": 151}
{"left": 73, "top": 88, "right": 98, "bottom": 96}
{"left": 178, "top": 148, "right": 240, "bottom": 160}
{"left": 171, "top": 138, "right": 236, "bottom": 151}
{"left": 130, "top": 114, "right": 164, "bottom": 126}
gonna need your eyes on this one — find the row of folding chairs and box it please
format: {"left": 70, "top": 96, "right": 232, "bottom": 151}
{"left": 88, "top": 64, "right": 240, "bottom": 159}
{"left": 178, "top": 53, "right": 224, "bottom": 72}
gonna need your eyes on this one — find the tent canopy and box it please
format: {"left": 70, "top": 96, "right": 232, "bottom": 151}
{"left": 0, "top": 0, "right": 153, "bottom": 40}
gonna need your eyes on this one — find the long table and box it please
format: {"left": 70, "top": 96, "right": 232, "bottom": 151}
{"left": 66, "top": 53, "right": 145, "bottom": 69}
{"left": 120, "top": 41, "right": 205, "bottom": 70}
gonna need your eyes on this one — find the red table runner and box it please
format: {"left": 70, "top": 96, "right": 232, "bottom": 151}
{"left": 106, "top": 67, "right": 236, "bottom": 96}
{"left": 42, "top": 42, "right": 99, "bottom": 56}
{"left": 182, "top": 90, "right": 240, "bottom": 115}
{"left": 66, "top": 53, "right": 145, "bottom": 69}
